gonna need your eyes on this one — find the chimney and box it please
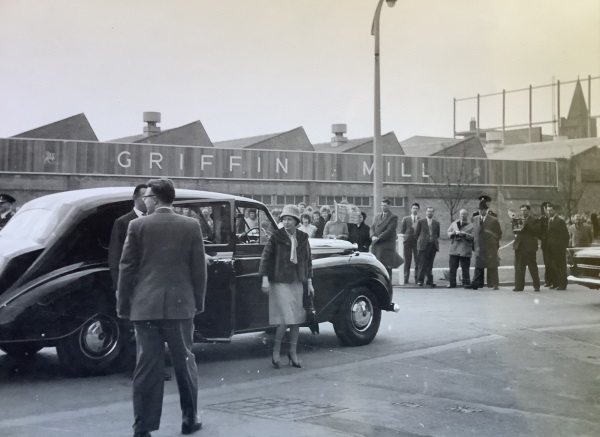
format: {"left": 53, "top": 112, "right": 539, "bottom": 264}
{"left": 484, "top": 131, "right": 504, "bottom": 153}
{"left": 330, "top": 123, "right": 348, "bottom": 147}
{"left": 469, "top": 117, "right": 477, "bottom": 132}
{"left": 143, "top": 112, "right": 161, "bottom": 136}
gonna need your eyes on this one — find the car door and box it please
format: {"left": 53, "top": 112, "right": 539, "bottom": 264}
{"left": 232, "top": 202, "right": 275, "bottom": 332}
{"left": 174, "top": 200, "right": 236, "bottom": 341}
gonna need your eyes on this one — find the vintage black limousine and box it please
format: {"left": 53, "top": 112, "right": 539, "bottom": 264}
{"left": 0, "top": 187, "right": 397, "bottom": 375}
{"left": 568, "top": 246, "right": 600, "bottom": 290}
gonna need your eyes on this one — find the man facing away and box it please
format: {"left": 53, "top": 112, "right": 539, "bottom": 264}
{"left": 415, "top": 206, "right": 440, "bottom": 287}
{"left": 370, "top": 198, "right": 399, "bottom": 278}
{"left": 545, "top": 203, "right": 569, "bottom": 290}
{"left": 471, "top": 201, "right": 502, "bottom": 290}
{"left": 118, "top": 178, "right": 207, "bottom": 437}
{"left": 0, "top": 193, "right": 16, "bottom": 231}
{"left": 399, "top": 202, "right": 420, "bottom": 284}
{"left": 568, "top": 214, "right": 593, "bottom": 247}
{"left": 108, "top": 184, "right": 147, "bottom": 289}
{"left": 512, "top": 205, "right": 541, "bottom": 292}
{"left": 446, "top": 208, "right": 473, "bottom": 288}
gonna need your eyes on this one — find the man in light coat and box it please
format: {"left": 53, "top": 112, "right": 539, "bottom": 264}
{"left": 446, "top": 208, "right": 473, "bottom": 288}
{"left": 370, "top": 198, "right": 400, "bottom": 278}
{"left": 471, "top": 201, "right": 502, "bottom": 290}
{"left": 118, "top": 178, "right": 207, "bottom": 437}
{"left": 568, "top": 214, "right": 593, "bottom": 247}
{"left": 415, "top": 206, "right": 440, "bottom": 287}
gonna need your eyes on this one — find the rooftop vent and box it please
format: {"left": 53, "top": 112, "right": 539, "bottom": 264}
{"left": 143, "top": 112, "right": 161, "bottom": 136}
{"left": 331, "top": 123, "right": 348, "bottom": 147}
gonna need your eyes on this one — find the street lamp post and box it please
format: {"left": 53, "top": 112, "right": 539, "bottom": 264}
{"left": 371, "top": 0, "right": 396, "bottom": 214}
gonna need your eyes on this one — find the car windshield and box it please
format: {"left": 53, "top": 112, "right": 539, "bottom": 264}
{"left": 0, "top": 209, "right": 59, "bottom": 244}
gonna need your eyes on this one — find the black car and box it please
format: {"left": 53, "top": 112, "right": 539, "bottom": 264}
{"left": 568, "top": 246, "right": 600, "bottom": 290}
{"left": 0, "top": 187, "right": 397, "bottom": 375}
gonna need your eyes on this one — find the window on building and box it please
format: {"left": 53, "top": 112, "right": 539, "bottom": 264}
{"left": 388, "top": 197, "right": 405, "bottom": 207}
{"left": 318, "top": 196, "right": 371, "bottom": 207}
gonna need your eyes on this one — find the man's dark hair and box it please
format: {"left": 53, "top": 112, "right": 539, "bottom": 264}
{"left": 248, "top": 208, "right": 257, "bottom": 214}
{"left": 298, "top": 202, "right": 306, "bottom": 207}
{"left": 382, "top": 198, "right": 391, "bottom": 205}
{"left": 520, "top": 204, "right": 531, "bottom": 210}
{"left": 360, "top": 211, "right": 367, "bottom": 220}
{"left": 546, "top": 202, "right": 554, "bottom": 209}
{"left": 147, "top": 179, "right": 175, "bottom": 204}
{"left": 133, "top": 183, "right": 148, "bottom": 197}
{"left": 411, "top": 202, "right": 420, "bottom": 209}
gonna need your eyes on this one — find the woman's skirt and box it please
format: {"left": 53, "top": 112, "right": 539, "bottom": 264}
{"left": 269, "top": 281, "right": 306, "bottom": 325}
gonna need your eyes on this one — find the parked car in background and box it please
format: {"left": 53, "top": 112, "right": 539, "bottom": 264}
{"left": 0, "top": 187, "right": 397, "bottom": 376}
{"left": 568, "top": 246, "right": 600, "bottom": 290}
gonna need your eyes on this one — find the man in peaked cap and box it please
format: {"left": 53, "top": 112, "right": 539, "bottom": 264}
{"left": 0, "top": 194, "right": 16, "bottom": 231}
{"left": 470, "top": 199, "right": 502, "bottom": 290}
{"left": 472, "top": 195, "right": 497, "bottom": 219}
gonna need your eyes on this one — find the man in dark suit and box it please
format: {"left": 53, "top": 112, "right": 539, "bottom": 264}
{"left": 370, "top": 198, "right": 399, "bottom": 278}
{"left": 545, "top": 203, "right": 569, "bottom": 290}
{"left": 118, "top": 179, "right": 207, "bottom": 437}
{"left": 0, "top": 193, "right": 16, "bottom": 231}
{"left": 539, "top": 202, "right": 551, "bottom": 286}
{"left": 415, "top": 206, "right": 440, "bottom": 287}
{"left": 471, "top": 201, "right": 502, "bottom": 290}
{"left": 108, "top": 184, "right": 148, "bottom": 289}
{"left": 399, "top": 202, "right": 420, "bottom": 284}
{"left": 512, "top": 204, "right": 541, "bottom": 292}
{"left": 472, "top": 195, "right": 497, "bottom": 219}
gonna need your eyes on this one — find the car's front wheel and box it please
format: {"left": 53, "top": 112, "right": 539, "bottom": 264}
{"left": 56, "top": 313, "right": 135, "bottom": 376}
{"left": 333, "top": 286, "right": 381, "bottom": 346}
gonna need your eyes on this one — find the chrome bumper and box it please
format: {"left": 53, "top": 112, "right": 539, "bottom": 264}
{"left": 567, "top": 275, "right": 600, "bottom": 288}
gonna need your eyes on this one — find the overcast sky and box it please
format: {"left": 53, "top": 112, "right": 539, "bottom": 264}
{"left": 1, "top": 0, "right": 599, "bottom": 143}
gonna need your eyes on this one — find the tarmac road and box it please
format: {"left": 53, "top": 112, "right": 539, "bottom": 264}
{"left": 1, "top": 285, "right": 600, "bottom": 436}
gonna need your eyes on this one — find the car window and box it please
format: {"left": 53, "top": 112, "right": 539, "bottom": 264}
{"left": 174, "top": 201, "right": 232, "bottom": 247}
{"left": 233, "top": 203, "right": 274, "bottom": 245}
{"left": 0, "top": 209, "right": 59, "bottom": 244}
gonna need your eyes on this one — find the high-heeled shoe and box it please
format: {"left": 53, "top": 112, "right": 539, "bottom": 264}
{"left": 271, "top": 357, "right": 281, "bottom": 369}
{"left": 287, "top": 352, "right": 302, "bottom": 368}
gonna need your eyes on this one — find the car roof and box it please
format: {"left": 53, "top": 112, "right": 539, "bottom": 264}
{"left": 19, "top": 187, "right": 263, "bottom": 213}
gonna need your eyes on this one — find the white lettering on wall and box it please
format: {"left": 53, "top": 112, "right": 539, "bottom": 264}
{"left": 180, "top": 153, "right": 184, "bottom": 170}
{"left": 276, "top": 158, "right": 288, "bottom": 174}
{"left": 401, "top": 162, "right": 411, "bottom": 177}
{"left": 201, "top": 155, "right": 213, "bottom": 171}
{"left": 149, "top": 152, "right": 163, "bottom": 169}
{"left": 257, "top": 156, "right": 261, "bottom": 173}
{"left": 117, "top": 151, "right": 131, "bottom": 168}
{"left": 422, "top": 163, "right": 429, "bottom": 178}
{"left": 363, "top": 161, "right": 374, "bottom": 176}
{"left": 230, "top": 156, "right": 242, "bottom": 172}
{"left": 387, "top": 161, "right": 391, "bottom": 177}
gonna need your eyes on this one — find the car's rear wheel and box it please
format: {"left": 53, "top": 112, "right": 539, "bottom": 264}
{"left": 56, "top": 313, "right": 135, "bottom": 376}
{"left": 333, "top": 286, "right": 381, "bottom": 346}
{"left": 0, "top": 343, "right": 43, "bottom": 358}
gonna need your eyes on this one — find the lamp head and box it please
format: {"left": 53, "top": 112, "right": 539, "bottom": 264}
{"left": 386, "top": 0, "right": 397, "bottom": 7}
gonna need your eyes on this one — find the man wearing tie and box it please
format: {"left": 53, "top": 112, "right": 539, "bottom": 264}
{"left": 545, "top": 203, "right": 569, "bottom": 290}
{"left": 399, "top": 202, "right": 420, "bottom": 284}
{"left": 370, "top": 198, "right": 399, "bottom": 278}
{"left": 415, "top": 207, "right": 440, "bottom": 287}
{"left": 471, "top": 200, "right": 502, "bottom": 290}
{"left": 512, "top": 205, "right": 541, "bottom": 292}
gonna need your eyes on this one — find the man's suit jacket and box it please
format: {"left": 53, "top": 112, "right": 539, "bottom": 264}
{"left": 370, "top": 211, "right": 399, "bottom": 268}
{"left": 117, "top": 209, "right": 207, "bottom": 321}
{"left": 513, "top": 215, "right": 540, "bottom": 253}
{"left": 415, "top": 218, "right": 440, "bottom": 252}
{"left": 547, "top": 216, "right": 570, "bottom": 252}
{"left": 568, "top": 223, "right": 593, "bottom": 247}
{"left": 108, "top": 210, "right": 139, "bottom": 289}
{"left": 472, "top": 214, "right": 502, "bottom": 268}
{"left": 399, "top": 215, "right": 419, "bottom": 246}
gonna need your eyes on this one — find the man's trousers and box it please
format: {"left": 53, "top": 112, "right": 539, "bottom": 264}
{"left": 133, "top": 319, "right": 198, "bottom": 433}
{"left": 514, "top": 250, "right": 540, "bottom": 290}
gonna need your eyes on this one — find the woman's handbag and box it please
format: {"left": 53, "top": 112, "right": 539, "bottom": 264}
{"left": 305, "top": 295, "right": 319, "bottom": 335}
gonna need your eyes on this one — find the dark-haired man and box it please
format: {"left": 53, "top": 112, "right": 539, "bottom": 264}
{"left": 118, "top": 179, "right": 207, "bottom": 437}
{"left": 545, "top": 203, "right": 569, "bottom": 290}
{"left": 371, "top": 198, "right": 399, "bottom": 278}
{"left": 108, "top": 184, "right": 148, "bottom": 289}
{"left": 512, "top": 205, "right": 541, "bottom": 292}
{"left": 471, "top": 200, "right": 502, "bottom": 290}
{"left": 400, "top": 202, "right": 420, "bottom": 284}
{"left": 415, "top": 206, "right": 440, "bottom": 287}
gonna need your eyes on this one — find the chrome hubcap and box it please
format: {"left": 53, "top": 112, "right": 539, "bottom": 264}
{"left": 79, "top": 315, "right": 119, "bottom": 359}
{"left": 351, "top": 295, "right": 373, "bottom": 331}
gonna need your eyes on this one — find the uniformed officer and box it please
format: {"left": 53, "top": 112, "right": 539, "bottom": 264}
{"left": 472, "top": 195, "right": 497, "bottom": 219}
{"left": 0, "top": 194, "right": 16, "bottom": 230}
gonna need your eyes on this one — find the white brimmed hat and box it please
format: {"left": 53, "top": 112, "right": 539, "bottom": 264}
{"left": 280, "top": 204, "right": 301, "bottom": 223}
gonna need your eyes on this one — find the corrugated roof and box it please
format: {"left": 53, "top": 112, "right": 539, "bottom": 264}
{"left": 312, "top": 136, "right": 371, "bottom": 153}
{"left": 400, "top": 136, "right": 460, "bottom": 156}
{"left": 399, "top": 135, "right": 456, "bottom": 147}
{"left": 12, "top": 113, "right": 98, "bottom": 141}
{"left": 214, "top": 132, "right": 285, "bottom": 149}
{"left": 109, "top": 120, "right": 213, "bottom": 147}
{"left": 487, "top": 137, "right": 600, "bottom": 160}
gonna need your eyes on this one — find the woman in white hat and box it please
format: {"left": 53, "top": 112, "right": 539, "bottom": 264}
{"left": 259, "top": 204, "right": 314, "bottom": 369}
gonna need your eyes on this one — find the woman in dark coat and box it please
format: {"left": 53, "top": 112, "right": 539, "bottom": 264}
{"left": 348, "top": 211, "right": 371, "bottom": 252}
{"left": 313, "top": 211, "right": 325, "bottom": 238}
{"left": 259, "top": 205, "right": 314, "bottom": 369}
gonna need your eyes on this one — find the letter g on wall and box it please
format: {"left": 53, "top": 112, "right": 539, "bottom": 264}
{"left": 117, "top": 151, "right": 132, "bottom": 168}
